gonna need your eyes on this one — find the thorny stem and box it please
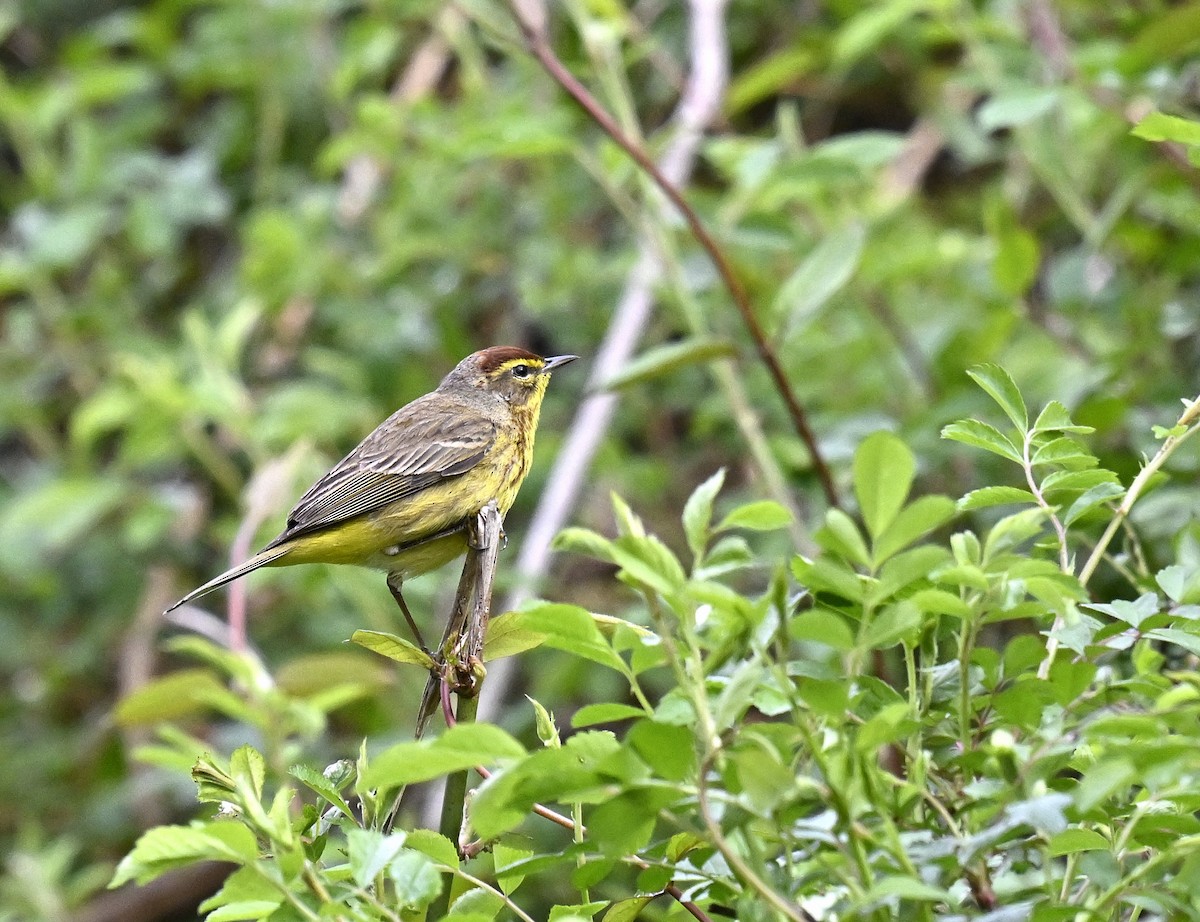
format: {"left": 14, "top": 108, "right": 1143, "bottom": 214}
{"left": 505, "top": 0, "right": 841, "bottom": 509}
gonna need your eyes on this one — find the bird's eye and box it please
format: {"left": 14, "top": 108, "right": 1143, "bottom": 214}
{"left": 511, "top": 364, "right": 531, "bottom": 378}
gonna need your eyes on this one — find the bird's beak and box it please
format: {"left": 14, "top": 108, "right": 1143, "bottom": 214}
{"left": 541, "top": 354, "right": 579, "bottom": 373}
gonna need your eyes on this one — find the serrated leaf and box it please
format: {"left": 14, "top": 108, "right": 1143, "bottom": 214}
{"left": 345, "top": 827, "right": 406, "bottom": 888}
{"left": 682, "top": 468, "right": 725, "bottom": 564}
{"left": 110, "top": 823, "right": 257, "bottom": 888}
{"left": 599, "top": 337, "right": 736, "bottom": 392}
{"left": 942, "top": 419, "right": 1022, "bottom": 463}
{"left": 405, "top": 830, "right": 459, "bottom": 870}
{"left": 350, "top": 631, "right": 435, "bottom": 669}
{"left": 958, "top": 486, "right": 1037, "bottom": 511}
{"left": 1063, "top": 482, "right": 1125, "bottom": 526}
{"left": 512, "top": 603, "right": 626, "bottom": 672}
{"left": 853, "top": 431, "right": 914, "bottom": 541}
{"left": 289, "top": 764, "right": 353, "bottom": 819}
{"left": 483, "top": 610, "right": 547, "bottom": 660}
{"left": 716, "top": 500, "right": 793, "bottom": 533}
{"left": 362, "top": 724, "right": 525, "bottom": 789}
{"left": 968, "top": 364, "right": 1027, "bottom": 430}
{"left": 1040, "top": 468, "right": 1120, "bottom": 495}
{"left": 494, "top": 842, "right": 534, "bottom": 896}
{"left": 389, "top": 849, "right": 443, "bottom": 908}
{"left": 1032, "top": 400, "right": 1094, "bottom": 434}
{"left": 1030, "top": 436, "right": 1097, "bottom": 469}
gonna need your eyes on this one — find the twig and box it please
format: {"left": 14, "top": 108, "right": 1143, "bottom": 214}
{"left": 506, "top": 0, "right": 839, "bottom": 508}
{"left": 1040, "top": 394, "right": 1200, "bottom": 676}
{"left": 481, "top": 0, "right": 747, "bottom": 717}
{"left": 696, "top": 752, "right": 814, "bottom": 922}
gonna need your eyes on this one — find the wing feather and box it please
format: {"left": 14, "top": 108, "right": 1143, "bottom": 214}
{"left": 268, "top": 394, "right": 495, "bottom": 545}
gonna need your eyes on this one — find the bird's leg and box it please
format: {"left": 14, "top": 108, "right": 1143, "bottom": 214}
{"left": 386, "top": 572, "right": 429, "bottom": 654}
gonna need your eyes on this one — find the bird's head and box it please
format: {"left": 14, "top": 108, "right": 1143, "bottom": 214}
{"left": 442, "top": 346, "right": 578, "bottom": 409}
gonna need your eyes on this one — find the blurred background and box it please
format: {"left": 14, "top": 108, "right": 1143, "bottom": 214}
{"left": 2, "top": 0, "right": 1199, "bottom": 918}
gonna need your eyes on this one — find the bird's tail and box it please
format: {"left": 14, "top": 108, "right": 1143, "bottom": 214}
{"left": 164, "top": 545, "right": 291, "bottom": 613}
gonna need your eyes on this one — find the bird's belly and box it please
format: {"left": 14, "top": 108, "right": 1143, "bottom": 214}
{"left": 273, "top": 445, "right": 529, "bottom": 578}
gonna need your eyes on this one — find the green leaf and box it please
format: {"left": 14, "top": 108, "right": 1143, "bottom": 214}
{"left": 610, "top": 534, "right": 687, "bottom": 596}
{"left": 868, "top": 546, "right": 950, "bottom": 605}
{"left": 509, "top": 603, "right": 626, "bottom": 672}
{"left": 528, "top": 695, "right": 560, "bottom": 747}
{"left": 792, "top": 555, "right": 864, "bottom": 602}
{"left": 113, "top": 669, "right": 227, "bottom": 726}
{"left": 977, "top": 87, "right": 1059, "bottom": 131}
{"left": 776, "top": 224, "right": 866, "bottom": 334}
{"left": 816, "top": 508, "right": 871, "bottom": 569}
{"left": 797, "top": 678, "right": 849, "bottom": 717}
{"left": 494, "top": 841, "right": 533, "bottom": 895}
{"left": 198, "top": 867, "right": 282, "bottom": 920}
{"left": 1131, "top": 111, "right": 1200, "bottom": 147}
{"left": 571, "top": 703, "right": 647, "bottom": 727}
{"left": 362, "top": 724, "right": 526, "bottom": 789}
{"left": 1063, "top": 482, "right": 1125, "bottom": 526}
{"left": 1030, "top": 436, "right": 1097, "bottom": 469}
{"left": 716, "top": 500, "right": 793, "bottom": 533}
{"left": 289, "top": 764, "right": 353, "bottom": 819}
{"left": 872, "top": 495, "right": 956, "bottom": 565}
{"left": 1075, "top": 759, "right": 1137, "bottom": 812}
{"left": 860, "top": 875, "right": 954, "bottom": 905}
{"left": 405, "top": 830, "right": 459, "bottom": 870}
{"left": 958, "top": 486, "right": 1037, "bottom": 512}
{"left": 860, "top": 601, "right": 923, "bottom": 650}
{"left": 1032, "top": 401, "right": 1093, "bottom": 434}
{"left": 682, "top": 468, "right": 725, "bottom": 564}
{"left": 1048, "top": 827, "right": 1110, "bottom": 856}
{"left": 549, "top": 903, "right": 607, "bottom": 922}
{"left": 603, "top": 897, "right": 655, "bottom": 922}
{"left": 110, "top": 823, "right": 257, "bottom": 888}
{"left": 350, "top": 630, "right": 436, "bottom": 669}
{"left": 1157, "top": 565, "right": 1200, "bottom": 605}
{"left": 1040, "top": 468, "right": 1120, "bottom": 495}
{"left": 552, "top": 526, "right": 615, "bottom": 561}
{"left": 627, "top": 720, "right": 695, "bottom": 782}
{"left": 941, "top": 419, "right": 1022, "bottom": 463}
{"left": 908, "top": 588, "right": 970, "bottom": 618}
{"left": 853, "top": 431, "right": 914, "bottom": 541}
{"left": 967, "top": 364, "right": 1027, "bottom": 430}
{"left": 389, "top": 849, "right": 443, "bottom": 908}
{"left": 790, "top": 610, "right": 855, "bottom": 650}
{"left": 345, "top": 827, "right": 406, "bottom": 888}
{"left": 484, "top": 610, "right": 548, "bottom": 660}
{"left": 599, "top": 337, "right": 736, "bottom": 391}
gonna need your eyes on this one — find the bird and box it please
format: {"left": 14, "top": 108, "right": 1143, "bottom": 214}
{"left": 165, "top": 346, "right": 578, "bottom": 644}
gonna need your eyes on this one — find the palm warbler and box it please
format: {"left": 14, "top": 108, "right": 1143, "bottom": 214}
{"left": 166, "top": 347, "right": 577, "bottom": 631}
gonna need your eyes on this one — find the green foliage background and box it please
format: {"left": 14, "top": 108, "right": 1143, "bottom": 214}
{"left": 3, "top": 0, "right": 1200, "bottom": 919}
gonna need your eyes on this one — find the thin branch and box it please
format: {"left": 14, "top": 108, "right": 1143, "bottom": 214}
{"left": 1040, "top": 394, "right": 1200, "bottom": 677}
{"left": 696, "top": 752, "right": 815, "bottom": 922}
{"left": 506, "top": 0, "right": 840, "bottom": 509}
